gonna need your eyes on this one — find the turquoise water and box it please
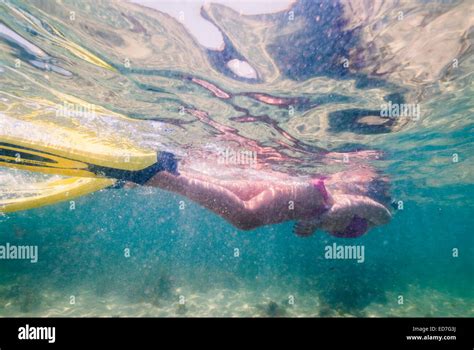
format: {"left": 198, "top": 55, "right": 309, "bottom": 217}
{"left": 0, "top": 0, "right": 473, "bottom": 316}
{"left": 0, "top": 186, "right": 473, "bottom": 316}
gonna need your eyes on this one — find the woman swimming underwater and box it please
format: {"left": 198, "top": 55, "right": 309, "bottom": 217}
{"left": 0, "top": 136, "right": 391, "bottom": 237}
{"left": 0, "top": 138, "right": 391, "bottom": 237}
{"left": 137, "top": 150, "right": 392, "bottom": 238}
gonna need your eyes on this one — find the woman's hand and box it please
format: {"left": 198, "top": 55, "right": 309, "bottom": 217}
{"left": 320, "top": 193, "right": 392, "bottom": 238}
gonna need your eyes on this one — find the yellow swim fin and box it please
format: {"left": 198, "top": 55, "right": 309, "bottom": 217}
{"left": 0, "top": 141, "right": 178, "bottom": 185}
{"left": 0, "top": 176, "right": 115, "bottom": 213}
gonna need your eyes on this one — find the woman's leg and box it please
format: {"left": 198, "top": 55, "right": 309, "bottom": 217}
{"left": 146, "top": 171, "right": 328, "bottom": 230}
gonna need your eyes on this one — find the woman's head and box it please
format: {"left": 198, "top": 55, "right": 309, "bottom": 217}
{"left": 330, "top": 215, "right": 369, "bottom": 238}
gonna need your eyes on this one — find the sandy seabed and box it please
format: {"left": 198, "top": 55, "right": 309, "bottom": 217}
{"left": 0, "top": 282, "right": 472, "bottom": 318}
